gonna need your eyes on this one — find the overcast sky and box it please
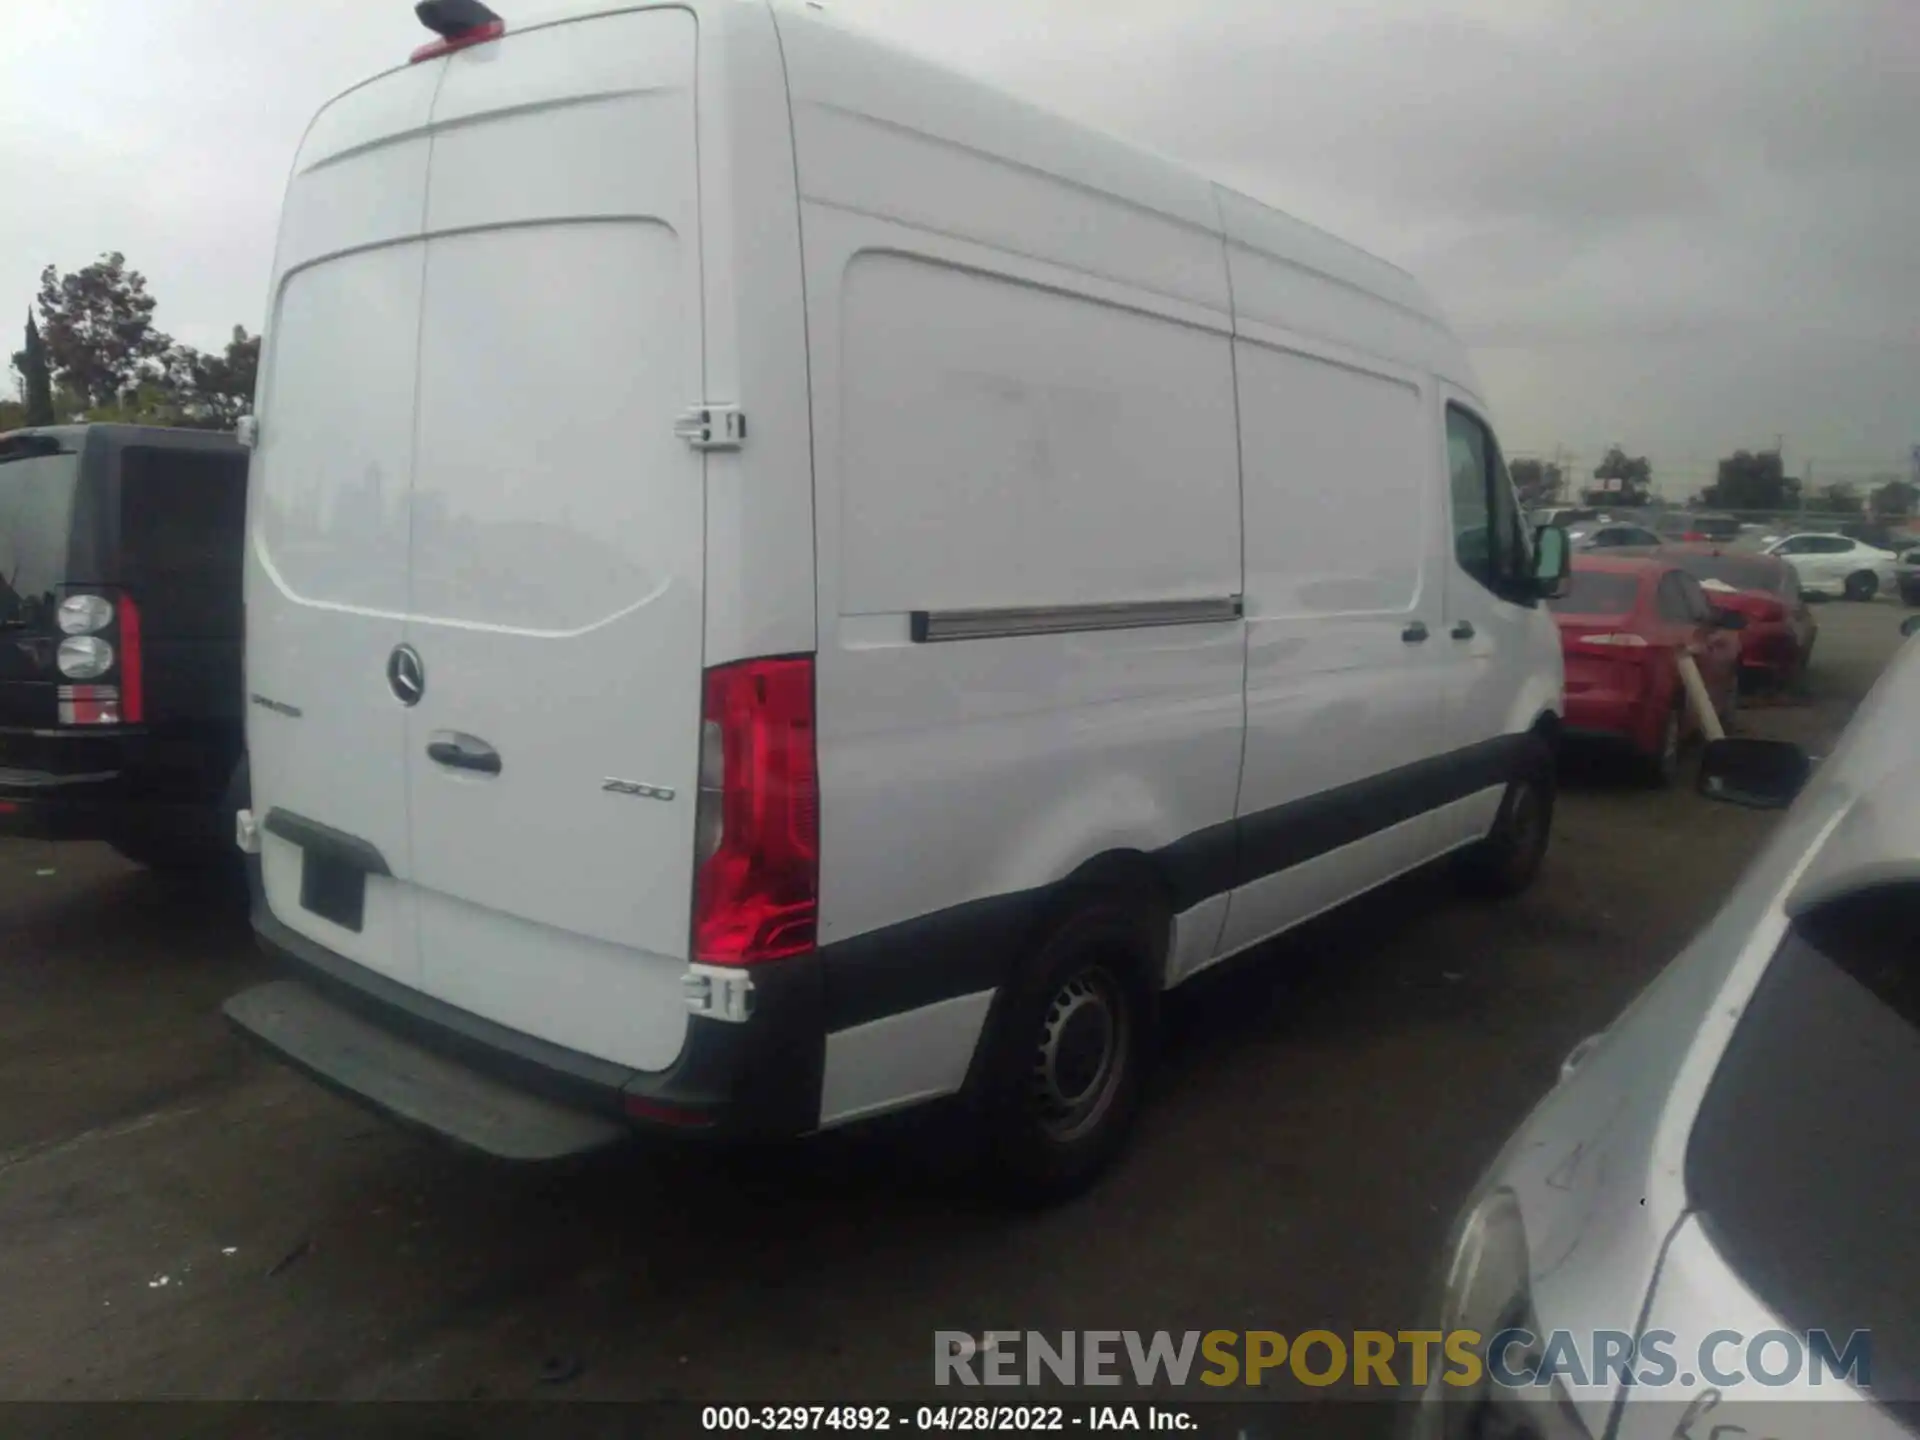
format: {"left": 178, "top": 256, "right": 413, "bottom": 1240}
{"left": 5, "top": 0, "right": 1916, "bottom": 491}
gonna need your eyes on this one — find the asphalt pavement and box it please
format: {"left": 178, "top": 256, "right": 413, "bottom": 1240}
{"left": 0, "top": 601, "right": 1906, "bottom": 1408}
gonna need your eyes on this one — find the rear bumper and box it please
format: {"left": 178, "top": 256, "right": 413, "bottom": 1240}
{"left": 230, "top": 862, "right": 829, "bottom": 1161}
{"left": 1561, "top": 694, "right": 1656, "bottom": 752}
{"left": 0, "top": 726, "right": 235, "bottom": 844}
{"left": 1736, "top": 623, "right": 1803, "bottom": 677}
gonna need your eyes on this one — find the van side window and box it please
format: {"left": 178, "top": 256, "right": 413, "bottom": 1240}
{"left": 1446, "top": 405, "right": 1531, "bottom": 601}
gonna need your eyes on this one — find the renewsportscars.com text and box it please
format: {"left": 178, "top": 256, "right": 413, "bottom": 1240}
{"left": 934, "top": 1329, "right": 1871, "bottom": 1392}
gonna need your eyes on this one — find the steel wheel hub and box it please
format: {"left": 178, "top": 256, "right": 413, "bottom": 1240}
{"left": 1030, "top": 967, "right": 1127, "bottom": 1143}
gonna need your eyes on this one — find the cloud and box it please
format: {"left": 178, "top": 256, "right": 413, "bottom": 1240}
{"left": 4, "top": 0, "right": 1914, "bottom": 478}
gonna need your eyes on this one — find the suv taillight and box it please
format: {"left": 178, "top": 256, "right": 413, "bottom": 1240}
{"left": 692, "top": 656, "right": 819, "bottom": 966}
{"left": 54, "top": 589, "right": 142, "bottom": 726}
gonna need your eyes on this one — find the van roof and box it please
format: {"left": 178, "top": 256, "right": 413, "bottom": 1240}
{"left": 310, "top": 0, "right": 1455, "bottom": 353}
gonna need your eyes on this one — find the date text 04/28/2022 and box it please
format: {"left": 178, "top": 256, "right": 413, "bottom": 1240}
{"left": 700, "top": 1405, "right": 1197, "bottom": 1431}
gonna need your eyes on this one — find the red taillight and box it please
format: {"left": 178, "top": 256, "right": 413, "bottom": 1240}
{"left": 1750, "top": 599, "right": 1785, "bottom": 624}
{"left": 692, "top": 656, "right": 819, "bottom": 967}
{"left": 410, "top": 17, "right": 505, "bottom": 62}
{"left": 118, "top": 593, "right": 144, "bottom": 724}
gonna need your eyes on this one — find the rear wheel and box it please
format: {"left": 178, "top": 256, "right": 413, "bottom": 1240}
{"left": 976, "top": 895, "right": 1160, "bottom": 1205}
{"left": 1844, "top": 570, "right": 1879, "bottom": 602}
{"left": 1454, "top": 735, "right": 1555, "bottom": 898}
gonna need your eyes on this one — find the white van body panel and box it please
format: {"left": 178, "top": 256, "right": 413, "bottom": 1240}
{"left": 244, "top": 0, "right": 1561, "bottom": 1142}
{"left": 818, "top": 989, "right": 997, "bottom": 1129}
{"left": 249, "top": 65, "right": 440, "bottom": 986}
{"left": 778, "top": 10, "right": 1247, "bottom": 965}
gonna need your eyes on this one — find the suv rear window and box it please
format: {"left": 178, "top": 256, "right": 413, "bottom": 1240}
{"left": 119, "top": 445, "right": 249, "bottom": 638}
{"left": 0, "top": 441, "right": 80, "bottom": 629}
{"left": 1547, "top": 571, "right": 1641, "bottom": 614}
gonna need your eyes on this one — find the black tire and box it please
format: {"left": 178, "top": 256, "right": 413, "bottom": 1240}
{"left": 1453, "top": 735, "right": 1555, "bottom": 898}
{"left": 1844, "top": 570, "right": 1879, "bottom": 602}
{"left": 975, "top": 895, "right": 1160, "bottom": 1205}
{"left": 1641, "top": 703, "right": 1683, "bottom": 788}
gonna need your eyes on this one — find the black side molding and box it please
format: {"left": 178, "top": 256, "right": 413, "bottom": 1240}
{"left": 910, "top": 596, "right": 1244, "bottom": 644}
{"left": 262, "top": 808, "right": 392, "bottom": 877}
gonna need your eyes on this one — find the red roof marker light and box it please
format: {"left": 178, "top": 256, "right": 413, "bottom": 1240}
{"left": 410, "top": 0, "right": 505, "bottom": 63}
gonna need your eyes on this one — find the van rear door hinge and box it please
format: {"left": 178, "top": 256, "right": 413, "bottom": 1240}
{"left": 674, "top": 404, "right": 746, "bottom": 452}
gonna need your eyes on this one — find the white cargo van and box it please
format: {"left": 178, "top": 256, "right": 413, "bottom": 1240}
{"left": 225, "top": 0, "right": 1570, "bottom": 1198}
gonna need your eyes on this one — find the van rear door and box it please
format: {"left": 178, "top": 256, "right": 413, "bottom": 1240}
{"left": 400, "top": 11, "right": 707, "bottom": 1072}
{"left": 247, "top": 62, "right": 440, "bottom": 985}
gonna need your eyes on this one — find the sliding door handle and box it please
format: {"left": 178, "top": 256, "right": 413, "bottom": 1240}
{"left": 1402, "top": 621, "right": 1430, "bottom": 644}
{"left": 1452, "top": 621, "right": 1476, "bottom": 640}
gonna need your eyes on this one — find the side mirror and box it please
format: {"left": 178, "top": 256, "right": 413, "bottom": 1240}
{"left": 1712, "top": 608, "right": 1748, "bottom": 631}
{"left": 1902, "top": 614, "right": 1920, "bottom": 638}
{"left": 1532, "top": 524, "right": 1571, "bottom": 599}
{"left": 1698, "top": 738, "right": 1811, "bottom": 810}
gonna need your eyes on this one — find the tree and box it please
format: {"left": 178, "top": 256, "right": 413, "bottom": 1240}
{"left": 165, "top": 326, "right": 260, "bottom": 430}
{"left": 1508, "top": 458, "right": 1564, "bottom": 507}
{"left": 1582, "top": 445, "right": 1653, "bottom": 507}
{"left": 1870, "top": 476, "right": 1918, "bottom": 517}
{"left": 32, "top": 253, "right": 171, "bottom": 410}
{"left": 1701, "top": 449, "right": 1797, "bottom": 511}
{"left": 1815, "top": 481, "right": 1863, "bottom": 516}
{"left": 10, "top": 313, "right": 57, "bottom": 426}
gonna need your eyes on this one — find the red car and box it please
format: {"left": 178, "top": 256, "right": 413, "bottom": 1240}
{"left": 1550, "top": 555, "right": 1744, "bottom": 783}
{"left": 1654, "top": 545, "right": 1816, "bottom": 686}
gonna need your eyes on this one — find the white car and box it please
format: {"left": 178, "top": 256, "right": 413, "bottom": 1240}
{"left": 222, "top": 0, "right": 1570, "bottom": 1201}
{"left": 1762, "top": 532, "right": 1900, "bottom": 601}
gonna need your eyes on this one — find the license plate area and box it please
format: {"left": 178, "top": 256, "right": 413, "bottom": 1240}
{"left": 301, "top": 850, "right": 367, "bottom": 932}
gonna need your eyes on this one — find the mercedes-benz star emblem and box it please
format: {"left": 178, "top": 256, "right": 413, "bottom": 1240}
{"left": 387, "top": 644, "right": 425, "bottom": 707}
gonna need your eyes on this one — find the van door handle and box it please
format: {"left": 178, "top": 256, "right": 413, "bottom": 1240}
{"left": 1451, "top": 621, "right": 1475, "bottom": 640}
{"left": 1402, "top": 621, "right": 1430, "bottom": 644}
{"left": 427, "top": 732, "right": 502, "bottom": 776}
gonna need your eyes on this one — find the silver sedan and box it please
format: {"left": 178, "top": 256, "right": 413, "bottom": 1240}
{"left": 1406, "top": 613, "right": 1920, "bottom": 1439}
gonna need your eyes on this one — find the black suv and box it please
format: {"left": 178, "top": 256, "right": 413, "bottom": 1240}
{"left": 0, "top": 425, "right": 248, "bottom": 869}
